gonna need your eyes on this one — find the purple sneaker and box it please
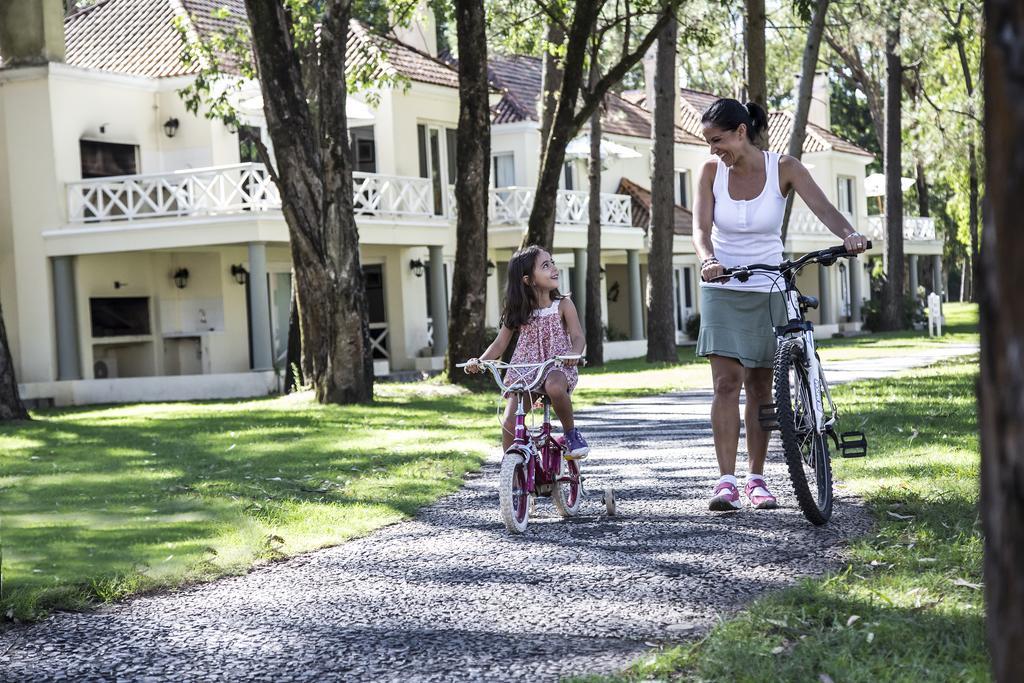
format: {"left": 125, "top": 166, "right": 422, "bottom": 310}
{"left": 564, "top": 428, "right": 590, "bottom": 459}
{"left": 709, "top": 481, "right": 741, "bottom": 511}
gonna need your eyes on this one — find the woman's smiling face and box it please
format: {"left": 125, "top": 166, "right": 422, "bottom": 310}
{"left": 702, "top": 123, "right": 747, "bottom": 167}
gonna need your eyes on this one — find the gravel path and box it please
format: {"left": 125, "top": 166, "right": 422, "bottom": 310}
{"left": 0, "top": 346, "right": 976, "bottom": 682}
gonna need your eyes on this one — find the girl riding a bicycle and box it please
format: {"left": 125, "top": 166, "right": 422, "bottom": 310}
{"left": 465, "top": 245, "right": 589, "bottom": 458}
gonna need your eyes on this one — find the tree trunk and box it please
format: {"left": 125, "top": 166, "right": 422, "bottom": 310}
{"left": 0, "top": 300, "right": 29, "bottom": 421}
{"left": 980, "top": 1, "right": 1024, "bottom": 678}
{"left": 522, "top": 2, "right": 679, "bottom": 249}
{"left": 447, "top": 0, "right": 491, "bottom": 385}
{"left": 539, "top": 21, "right": 565, "bottom": 162}
{"left": 245, "top": 0, "right": 372, "bottom": 404}
{"left": 744, "top": 0, "right": 766, "bottom": 110}
{"left": 584, "top": 52, "right": 604, "bottom": 367}
{"left": 880, "top": 18, "right": 905, "bottom": 331}
{"left": 285, "top": 276, "right": 303, "bottom": 393}
{"left": 646, "top": 18, "right": 678, "bottom": 363}
{"left": 968, "top": 141, "right": 980, "bottom": 302}
{"left": 780, "top": 0, "right": 831, "bottom": 243}
{"left": 915, "top": 160, "right": 930, "bottom": 217}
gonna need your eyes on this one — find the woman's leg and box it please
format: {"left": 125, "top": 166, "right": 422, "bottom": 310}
{"left": 502, "top": 394, "right": 531, "bottom": 452}
{"left": 710, "top": 355, "right": 745, "bottom": 475}
{"left": 543, "top": 370, "right": 574, "bottom": 432}
{"left": 742, "top": 366, "right": 775, "bottom": 475}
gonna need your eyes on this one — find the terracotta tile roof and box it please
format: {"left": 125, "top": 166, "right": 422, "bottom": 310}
{"left": 4, "top": 0, "right": 460, "bottom": 88}
{"left": 349, "top": 21, "right": 460, "bottom": 90}
{"left": 677, "top": 87, "right": 873, "bottom": 158}
{"left": 617, "top": 177, "right": 693, "bottom": 236}
{"left": 488, "top": 54, "right": 703, "bottom": 145}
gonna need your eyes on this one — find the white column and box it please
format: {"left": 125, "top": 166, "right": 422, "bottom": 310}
{"left": 849, "top": 260, "right": 864, "bottom": 323}
{"left": 573, "top": 248, "right": 587, "bottom": 331}
{"left": 627, "top": 249, "right": 644, "bottom": 340}
{"left": 429, "top": 245, "right": 448, "bottom": 356}
{"left": 52, "top": 256, "right": 81, "bottom": 380}
{"left": 818, "top": 264, "right": 835, "bottom": 325}
{"left": 247, "top": 243, "right": 273, "bottom": 371}
{"left": 909, "top": 254, "right": 919, "bottom": 300}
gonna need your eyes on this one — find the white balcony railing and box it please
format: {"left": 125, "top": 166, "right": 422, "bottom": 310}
{"left": 866, "top": 215, "right": 937, "bottom": 241}
{"left": 66, "top": 163, "right": 435, "bottom": 224}
{"left": 788, "top": 209, "right": 937, "bottom": 242}
{"left": 485, "top": 186, "right": 632, "bottom": 227}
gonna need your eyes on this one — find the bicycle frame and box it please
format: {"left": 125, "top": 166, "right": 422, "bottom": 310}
{"left": 779, "top": 278, "right": 836, "bottom": 437}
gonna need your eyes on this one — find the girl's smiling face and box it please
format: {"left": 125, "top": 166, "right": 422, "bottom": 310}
{"left": 525, "top": 250, "right": 559, "bottom": 291}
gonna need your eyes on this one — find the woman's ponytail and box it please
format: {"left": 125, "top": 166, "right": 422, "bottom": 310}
{"left": 744, "top": 101, "right": 768, "bottom": 143}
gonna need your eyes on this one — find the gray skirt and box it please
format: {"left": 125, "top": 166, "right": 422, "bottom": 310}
{"left": 696, "top": 287, "right": 789, "bottom": 368}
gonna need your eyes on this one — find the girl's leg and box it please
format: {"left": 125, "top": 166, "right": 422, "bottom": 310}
{"left": 543, "top": 370, "right": 574, "bottom": 432}
{"left": 502, "top": 394, "right": 531, "bottom": 452}
{"left": 742, "top": 366, "right": 774, "bottom": 475}
{"left": 709, "top": 355, "right": 744, "bottom": 476}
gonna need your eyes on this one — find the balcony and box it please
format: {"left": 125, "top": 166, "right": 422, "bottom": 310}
{"left": 65, "top": 163, "right": 436, "bottom": 225}
{"left": 487, "top": 187, "right": 632, "bottom": 227}
{"left": 788, "top": 209, "right": 937, "bottom": 241}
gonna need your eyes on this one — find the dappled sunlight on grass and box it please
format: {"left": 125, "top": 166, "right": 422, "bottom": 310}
{"left": 607, "top": 355, "right": 985, "bottom": 683}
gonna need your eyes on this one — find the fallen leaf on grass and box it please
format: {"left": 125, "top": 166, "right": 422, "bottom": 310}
{"left": 867, "top": 632, "right": 875, "bottom": 643}
{"left": 771, "top": 646, "right": 785, "bottom": 655}
{"left": 819, "top": 674, "right": 835, "bottom": 683}
{"left": 886, "top": 511, "right": 915, "bottom": 521}
{"left": 765, "top": 618, "right": 788, "bottom": 628}
{"left": 846, "top": 615, "right": 861, "bottom": 627}
{"left": 918, "top": 557, "right": 938, "bottom": 563}
{"left": 953, "top": 578, "right": 982, "bottom": 590}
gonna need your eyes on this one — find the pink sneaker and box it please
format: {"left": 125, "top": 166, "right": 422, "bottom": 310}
{"left": 709, "top": 481, "right": 741, "bottom": 511}
{"left": 745, "top": 477, "right": 779, "bottom": 509}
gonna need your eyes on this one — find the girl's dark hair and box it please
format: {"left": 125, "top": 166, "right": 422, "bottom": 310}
{"left": 700, "top": 98, "right": 768, "bottom": 145}
{"left": 500, "top": 245, "right": 562, "bottom": 330}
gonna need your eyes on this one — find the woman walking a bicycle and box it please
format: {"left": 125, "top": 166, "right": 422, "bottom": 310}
{"left": 693, "top": 98, "right": 868, "bottom": 512}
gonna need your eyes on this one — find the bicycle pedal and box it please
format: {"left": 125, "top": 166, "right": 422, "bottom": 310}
{"left": 758, "top": 403, "right": 779, "bottom": 431}
{"left": 839, "top": 431, "right": 868, "bottom": 458}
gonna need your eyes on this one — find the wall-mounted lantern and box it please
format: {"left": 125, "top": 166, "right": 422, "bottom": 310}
{"left": 409, "top": 259, "right": 425, "bottom": 277}
{"left": 230, "top": 264, "right": 249, "bottom": 285}
{"left": 172, "top": 267, "right": 189, "bottom": 289}
{"left": 486, "top": 260, "right": 496, "bottom": 277}
{"left": 163, "top": 117, "right": 180, "bottom": 138}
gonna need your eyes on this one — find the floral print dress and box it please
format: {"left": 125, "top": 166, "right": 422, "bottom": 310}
{"left": 505, "top": 298, "right": 578, "bottom": 394}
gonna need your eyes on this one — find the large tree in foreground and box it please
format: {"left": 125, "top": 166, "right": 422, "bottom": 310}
{"left": 0, "top": 299, "right": 28, "bottom": 421}
{"left": 879, "top": 9, "right": 905, "bottom": 331}
{"left": 980, "top": 0, "right": 1024, "bottom": 679}
{"left": 646, "top": 17, "right": 678, "bottom": 362}
{"left": 243, "top": 0, "right": 373, "bottom": 403}
{"left": 446, "top": 0, "right": 491, "bottom": 384}
{"left": 522, "top": 0, "right": 682, "bottom": 249}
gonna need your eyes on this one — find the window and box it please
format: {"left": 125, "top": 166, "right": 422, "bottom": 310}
{"left": 80, "top": 140, "right": 138, "bottom": 178}
{"left": 837, "top": 175, "right": 855, "bottom": 216}
{"left": 675, "top": 170, "right": 691, "bottom": 208}
{"left": 418, "top": 123, "right": 457, "bottom": 215}
{"left": 238, "top": 125, "right": 262, "bottom": 163}
{"left": 492, "top": 153, "right": 515, "bottom": 187}
{"left": 350, "top": 125, "right": 376, "bottom": 173}
{"left": 562, "top": 162, "right": 575, "bottom": 191}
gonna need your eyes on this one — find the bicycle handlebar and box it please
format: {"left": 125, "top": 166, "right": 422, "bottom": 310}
{"left": 456, "top": 355, "right": 584, "bottom": 395}
{"left": 717, "top": 241, "right": 872, "bottom": 283}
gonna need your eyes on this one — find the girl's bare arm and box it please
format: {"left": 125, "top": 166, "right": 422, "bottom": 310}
{"left": 560, "top": 298, "right": 586, "bottom": 366}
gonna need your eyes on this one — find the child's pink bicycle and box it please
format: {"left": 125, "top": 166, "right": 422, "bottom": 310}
{"left": 457, "top": 355, "right": 616, "bottom": 533}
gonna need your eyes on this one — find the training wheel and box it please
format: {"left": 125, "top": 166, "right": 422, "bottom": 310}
{"left": 603, "top": 487, "right": 616, "bottom": 516}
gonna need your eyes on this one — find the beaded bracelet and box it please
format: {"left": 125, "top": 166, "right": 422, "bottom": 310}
{"left": 701, "top": 256, "right": 720, "bottom": 268}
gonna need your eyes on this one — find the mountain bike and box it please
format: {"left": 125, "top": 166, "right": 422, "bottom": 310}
{"left": 456, "top": 355, "right": 616, "bottom": 533}
{"left": 720, "top": 244, "right": 870, "bottom": 525}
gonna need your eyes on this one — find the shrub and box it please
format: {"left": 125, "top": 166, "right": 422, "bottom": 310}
{"left": 684, "top": 313, "right": 701, "bottom": 340}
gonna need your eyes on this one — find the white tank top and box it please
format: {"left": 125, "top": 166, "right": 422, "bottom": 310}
{"left": 703, "top": 150, "right": 786, "bottom": 293}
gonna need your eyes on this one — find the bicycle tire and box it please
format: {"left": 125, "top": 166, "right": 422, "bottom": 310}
{"left": 499, "top": 451, "right": 530, "bottom": 533}
{"left": 773, "top": 338, "right": 834, "bottom": 525}
{"left": 551, "top": 458, "right": 582, "bottom": 517}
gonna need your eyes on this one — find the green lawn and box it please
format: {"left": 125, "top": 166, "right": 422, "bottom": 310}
{"left": 0, "top": 304, "right": 978, "bottom": 623}
{"left": 593, "top": 355, "right": 985, "bottom": 683}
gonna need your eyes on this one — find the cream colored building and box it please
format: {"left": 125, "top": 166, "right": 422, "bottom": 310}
{"left": 0, "top": 0, "right": 941, "bottom": 406}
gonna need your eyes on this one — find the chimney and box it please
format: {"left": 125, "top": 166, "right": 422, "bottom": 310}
{"left": 0, "top": 0, "right": 66, "bottom": 67}
{"left": 793, "top": 71, "right": 831, "bottom": 129}
{"left": 391, "top": 0, "right": 438, "bottom": 57}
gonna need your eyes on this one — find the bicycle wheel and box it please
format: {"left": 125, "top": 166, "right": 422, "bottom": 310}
{"left": 773, "top": 338, "right": 834, "bottom": 525}
{"left": 499, "top": 451, "right": 530, "bottom": 533}
{"left": 551, "top": 457, "right": 582, "bottom": 517}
